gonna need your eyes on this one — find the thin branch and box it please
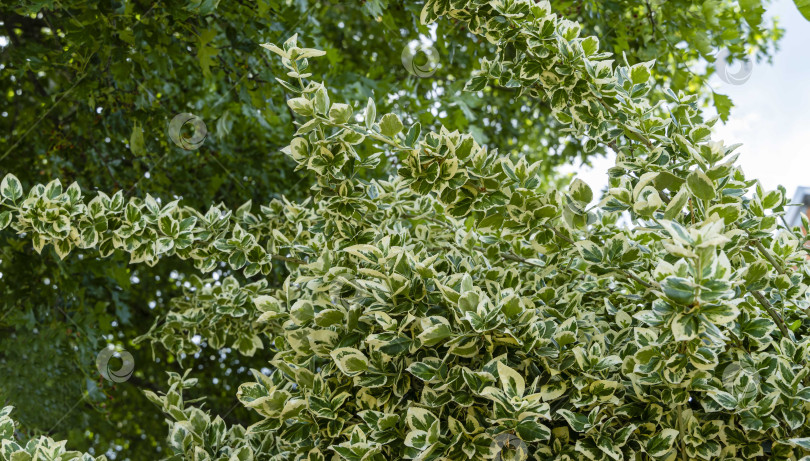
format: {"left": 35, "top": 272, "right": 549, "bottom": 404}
{"left": 644, "top": 1, "right": 657, "bottom": 40}
{"left": 752, "top": 239, "right": 786, "bottom": 275}
{"left": 271, "top": 254, "right": 307, "bottom": 265}
{"left": 542, "top": 223, "right": 575, "bottom": 245}
{"left": 621, "top": 269, "right": 657, "bottom": 289}
{"left": 402, "top": 213, "right": 455, "bottom": 230}
{"left": 498, "top": 251, "right": 544, "bottom": 268}
{"left": 751, "top": 290, "right": 791, "bottom": 339}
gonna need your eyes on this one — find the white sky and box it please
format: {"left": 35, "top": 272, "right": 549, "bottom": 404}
{"left": 564, "top": 0, "right": 810, "bottom": 199}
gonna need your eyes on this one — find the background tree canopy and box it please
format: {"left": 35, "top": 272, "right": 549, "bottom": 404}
{"left": 0, "top": 1, "right": 803, "bottom": 460}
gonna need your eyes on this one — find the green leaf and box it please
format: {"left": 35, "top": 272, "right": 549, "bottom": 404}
{"left": 539, "top": 380, "right": 567, "bottom": 401}
{"left": 597, "top": 434, "right": 622, "bottom": 460}
{"left": 0, "top": 174, "right": 23, "bottom": 202}
{"left": 260, "top": 42, "right": 287, "bottom": 58}
{"left": 662, "top": 277, "right": 695, "bottom": 305}
{"left": 464, "top": 76, "right": 488, "bottom": 92}
{"left": 405, "top": 123, "right": 422, "bottom": 146}
{"left": 659, "top": 220, "right": 693, "bottom": 245}
{"left": 761, "top": 190, "right": 782, "bottom": 209}
{"left": 297, "top": 48, "right": 327, "bottom": 59}
{"left": 575, "top": 240, "right": 602, "bottom": 263}
{"left": 788, "top": 437, "right": 810, "bottom": 449}
{"left": 286, "top": 137, "right": 309, "bottom": 162}
{"left": 197, "top": 28, "right": 219, "bottom": 76}
{"left": 379, "top": 113, "right": 404, "bottom": 137}
{"left": 314, "top": 85, "right": 330, "bottom": 115}
{"left": 330, "top": 348, "right": 369, "bottom": 377}
{"left": 497, "top": 361, "right": 525, "bottom": 398}
{"left": 708, "top": 391, "right": 737, "bottom": 410}
{"left": 686, "top": 170, "right": 716, "bottom": 200}
{"left": 295, "top": 119, "right": 322, "bottom": 136}
{"left": 700, "top": 304, "right": 739, "bottom": 324}
{"left": 739, "top": 0, "right": 765, "bottom": 26}
{"left": 671, "top": 312, "right": 700, "bottom": 341}
{"left": 558, "top": 409, "right": 590, "bottom": 432}
{"left": 712, "top": 92, "right": 734, "bottom": 123}
{"left": 570, "top": 178, "right": 593, "bottom": 204}
{"left": 130, "top": 122, "right": 145, "bottom": 157}
{"left": 0, "top": 211, "right": 11, "bottom": 230}
{"left": 406, "top": 407, "right": 437, "bottom": 432}
{"left": 661, "top": 189, "right": 686, "bottom": 220}
{"left": 516, "top": 419, "right": 551, "bottom": 442}
{"left": 408, "top": 358, "right": 444, "bottom": 382}
{"left": 645, "top": 429, "right": 678, "bottom": 457}
{"left": 629, "top": 63, "right": 651, "bottom": 85}
{"left": 288, "top": 97, "right": 314, "bottom": 116}
{"left": 418, "top": 322, "right": 452, "bottom": 346}
{"left": 329, "top": 103, "right": 353, "bottom": 124}
{"left": 794, "top": 0, "right": 810, "bottom": 20}
{"left": 581, "top": 36, "right": 599, "bottom": 56}
{"left": 364, "top": 98, "right": 376, "bottom": 130}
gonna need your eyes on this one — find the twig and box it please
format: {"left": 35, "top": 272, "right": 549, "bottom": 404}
{"left": 271, "top": 254, "right": 307, "bottom": 265}
{"left": 499, "top": 251, "right": 544, "bottom": 268}
{"left": 0, "top": 75, "right": 87, "bottom": 162}
{"left": 751, "top": 290, "right": 791, "bottom": 339}
{"left": 752, "top": 239, "right": 785, "bottom": 275}
{"left": 542, "top": 223, "right": 575, "bottom": 245}
{"left": 644, "top": 1, "right": 657, "bottom": 40}
{"left": 620, "top": 269, "right": 656, "bottom": 289}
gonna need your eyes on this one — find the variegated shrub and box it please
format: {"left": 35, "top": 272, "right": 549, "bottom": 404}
{"left": 2, "top": 1, "right": 810, "bottom": 460}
